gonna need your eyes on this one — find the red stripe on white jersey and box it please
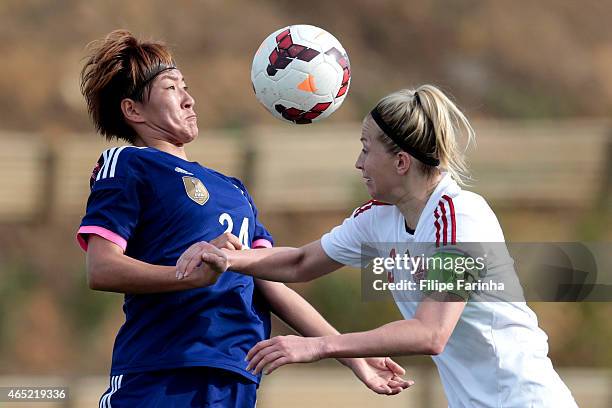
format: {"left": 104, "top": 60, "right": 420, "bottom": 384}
{"left": 353, "top": 199, "right": 391, "bottom": 218}
{"left": 434, "top": 209, "right": 441, "bottom": 247}
{"left": 441, "top": 195, "right": 457, "bottom": 244}
{"left": 354, "top": 202, "right": 373, "bottom": 216}
{"left": 438, "top": 201, "right": 449, "bottom": 246}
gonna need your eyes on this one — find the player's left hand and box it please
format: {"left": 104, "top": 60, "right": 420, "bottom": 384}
{"left": 246, "top": 335, "right": 323, "bottom": 375}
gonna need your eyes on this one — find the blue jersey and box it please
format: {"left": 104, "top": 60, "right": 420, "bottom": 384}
{"left": 76, "top": 146, "right": 273, "bottom": 383}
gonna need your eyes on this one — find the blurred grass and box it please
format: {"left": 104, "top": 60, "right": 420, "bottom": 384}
{"left": 0, "top": 260, "right": 40, "bottom": 358}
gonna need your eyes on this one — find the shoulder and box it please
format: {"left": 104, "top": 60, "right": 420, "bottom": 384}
{"left": 352, "top": 199, "right": 393, "bottom": 218}
{"left": 90, "top": 146, "right": 149, "bottom": 188}
{"left": 93, "top": 146, "right": 148, "bottom": 180}
{"left": 340, "top": 200, "right": 398, "bottom": 240}
{"left": 431, "top": 190, "right": 503, "bottom": 243}
{"left": 432, "top": 189, "right": 495, "bottom": 220}
{"left": 211, "top": 172, "right": 251, "bottom": 198}
{"left": 197, "top": 169, "right": 255, "bottom": 207}
{"left": 227, "top": 176, "right": 248, "bottom": 192}
{"left": 198, "top": 166, "right": 242, "bottom": 188}
{"left": 451, "top": 191, "right": 497, "bottom": 222}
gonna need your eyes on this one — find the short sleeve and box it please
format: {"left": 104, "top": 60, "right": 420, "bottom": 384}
{"left": 320, "top": 207, "right": 377, "bottom": 268}
{"left": 230, "top": 177, "right": 274, "bottom": 248}
{"left": 76, "top": 147, "right": 143, "bottom": 252}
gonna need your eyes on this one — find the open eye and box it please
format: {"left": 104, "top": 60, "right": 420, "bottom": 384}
{"left": 183, "top": 86, "right": 189, "bottom": 91}
{"left": 166, "top": 85, "right": 176, "bottom": 90}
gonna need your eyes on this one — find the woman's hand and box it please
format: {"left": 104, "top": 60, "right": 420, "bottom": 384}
{"left": 175, "top": 233, "right": 236, "bottom": 283}
{"left": 246, "top": 335, "right": 414, "bottom": 395}
{"left": 346, "top": 357, "right": 414, "bottom": 395}
{"left": 246, "top": 335, "right": 325, "bottom": 374}
{"left": 209, "top": 232, "right": 242, "bottom": 251}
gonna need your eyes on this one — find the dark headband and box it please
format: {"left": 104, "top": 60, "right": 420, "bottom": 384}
{"left": 128, "top": 62, "right": 177, "bottom": 99}
{"left": 369, "top": 106, "right": 440, "bottom": 167}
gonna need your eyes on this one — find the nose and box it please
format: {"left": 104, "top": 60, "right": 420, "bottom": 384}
{"left": 355, "top": 151, "right": 363, "bottom": 170}
{"left": 182, "top": 89, "right": 195, "bottom": 110}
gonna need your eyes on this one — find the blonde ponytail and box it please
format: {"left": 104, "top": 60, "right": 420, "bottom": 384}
{"left": 371, "top": 85, "right": 475, "bottom": 186}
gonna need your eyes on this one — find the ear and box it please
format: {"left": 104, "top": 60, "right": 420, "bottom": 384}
{"left": 395, "top": 151, "right": 411, "bottom": 175}
{"left": 120, "top": 98, "right": 146, "bottom": 124}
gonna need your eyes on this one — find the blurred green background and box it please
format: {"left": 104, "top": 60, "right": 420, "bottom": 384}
{"left": 0, "top": 0, "right": 610, "bottom": 406}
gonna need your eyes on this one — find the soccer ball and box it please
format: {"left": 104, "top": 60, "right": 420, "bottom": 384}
{"left": 251, "top": 25, "right": 351, "bottom": 124}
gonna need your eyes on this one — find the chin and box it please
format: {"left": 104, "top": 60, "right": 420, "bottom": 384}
{"left": 182, "top": 130, "right": 198, "bottom": 144}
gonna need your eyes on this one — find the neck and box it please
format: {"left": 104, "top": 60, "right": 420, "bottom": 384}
{"left": 134, "top": 137, "right": 189, "bottom": 161}
{"left": 396, "top": 172, "right": 443, "bottom": 230}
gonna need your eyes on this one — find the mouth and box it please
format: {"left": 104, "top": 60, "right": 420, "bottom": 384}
{"left": 185, "top": 114, "right": 197, "bottom": 120}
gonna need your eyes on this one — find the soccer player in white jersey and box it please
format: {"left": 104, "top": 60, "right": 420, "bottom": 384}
{"left": 177, "top": 85, "right": 578, "bottom": 407}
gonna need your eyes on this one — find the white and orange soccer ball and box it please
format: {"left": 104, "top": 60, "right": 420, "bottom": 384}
{"left": 251, "top": 25, "right": 351, "bottom": 124}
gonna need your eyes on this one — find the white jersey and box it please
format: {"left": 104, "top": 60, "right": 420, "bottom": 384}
{"left": 321, "top": 173, "right": 577, "bottom": 408}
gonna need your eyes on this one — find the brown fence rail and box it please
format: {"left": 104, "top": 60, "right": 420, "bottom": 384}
{"left": 0, "top": 120, "right": 609, "bottom": 223}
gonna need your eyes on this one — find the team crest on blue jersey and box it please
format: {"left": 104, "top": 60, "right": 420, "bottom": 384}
{"left": 182, "top": 176, "right": 209, "bottom": 205}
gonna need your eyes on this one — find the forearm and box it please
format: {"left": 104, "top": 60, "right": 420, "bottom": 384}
{"left": 228, "top": 240, "right": 340, "bottom": 283}
{"left": 87, "top": 254, "right": 199, "bottom": 294}
{"left": 226, "top": 247, "right": 303, "bottom": 282}
{"left": 86, "top": 235, "right": 205, "bottom": 294}
{"left": 320, "top": 319, "right": 440, "bottom": 359}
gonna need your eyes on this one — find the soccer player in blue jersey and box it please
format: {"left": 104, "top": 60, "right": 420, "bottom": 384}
{"left": 76, "top": 30, "right": 411, "bottom": 407}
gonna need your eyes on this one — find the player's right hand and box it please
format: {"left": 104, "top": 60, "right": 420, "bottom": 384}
{"left": 176, "top": 241, "right": 230, "bottom": 284}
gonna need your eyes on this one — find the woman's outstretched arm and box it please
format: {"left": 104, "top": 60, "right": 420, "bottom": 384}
{"left": 176, "top": 240, "right": 343, "bottom": 283}
{"left": 245, "top": 295, "right": 466, "bottom": 375}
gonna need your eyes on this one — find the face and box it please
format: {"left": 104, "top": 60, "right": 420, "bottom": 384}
{"left": 355, "top": 116, "right": 403, "bottom": 202}
{"left": 137, "top": 69, "right": 198, "bottom": 145}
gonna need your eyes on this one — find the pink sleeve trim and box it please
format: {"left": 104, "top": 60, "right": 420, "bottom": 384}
{"left": 252, "top": 239, "right": 273, "bottom": 249}
{"left": 76, "top": 226, "right": 127, "bottom": 252}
